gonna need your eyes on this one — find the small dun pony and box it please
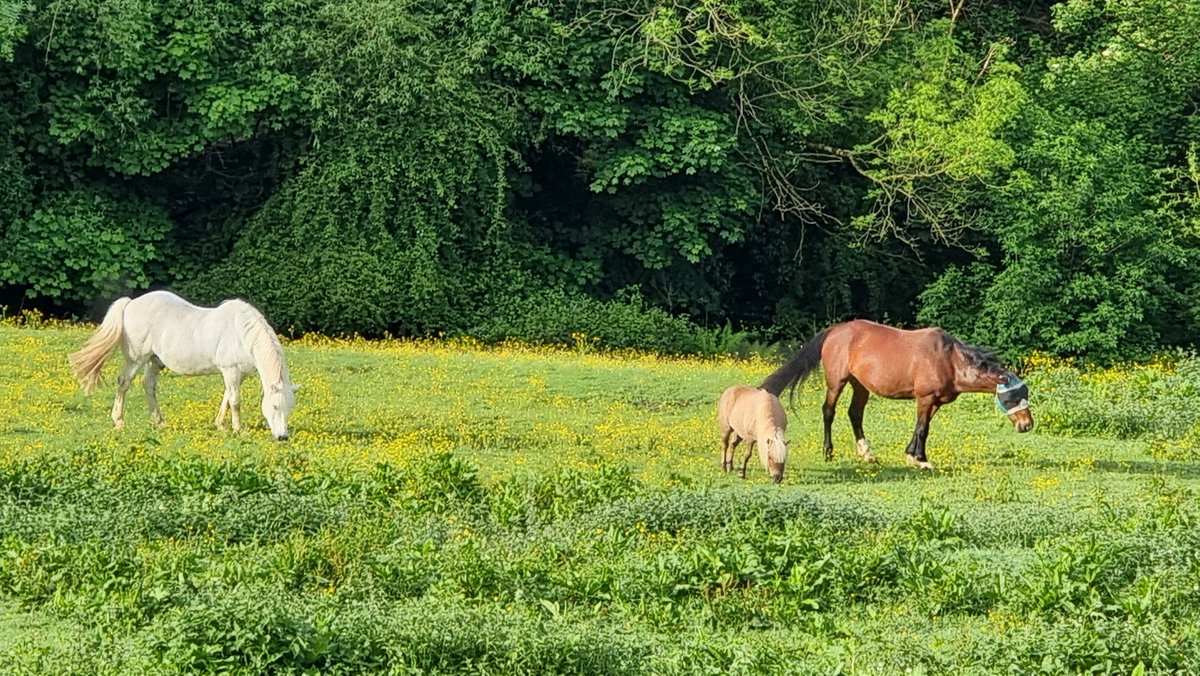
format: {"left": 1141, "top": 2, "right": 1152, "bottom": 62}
{"left": 761, "top": 319, "right": 1033, "bottom": 470}
{"left": 68, "top": 291, "right": 299, "bottom": 440}
{"left": 717, "top": 386, "right": 789, "bottom": 484}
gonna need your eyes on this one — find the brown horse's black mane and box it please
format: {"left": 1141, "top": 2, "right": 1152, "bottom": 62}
{"left": 940, "top": 332, "right": 1006, "bottom": 376}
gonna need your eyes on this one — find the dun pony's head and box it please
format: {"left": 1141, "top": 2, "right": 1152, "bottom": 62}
{"left": 760, "top": 429, "right": 789, "bottom": 484}
{"left": 262, "top": 381, "right": 300, "bottom": 441}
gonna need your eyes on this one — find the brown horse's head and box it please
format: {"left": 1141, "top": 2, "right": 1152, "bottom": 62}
{"left": 760, "top": 430, "right": 789, "bottom": 484}
{"left": 994, "top": 372, "right": 1033, "bottom": 433}
{"left": 956, "top": 341, "right": 1034, "bottom": 434}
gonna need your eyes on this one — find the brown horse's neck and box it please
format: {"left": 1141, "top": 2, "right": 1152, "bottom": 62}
{"left": 951, "top": 350, "right": 1001, "bottom": 393}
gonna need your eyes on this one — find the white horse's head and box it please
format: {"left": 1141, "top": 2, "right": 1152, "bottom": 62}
{"left": 262, "top": 381, "right": 299, "bottom": 441}
{"left": 760, "top": 429, "right": 789, "bottom": 484}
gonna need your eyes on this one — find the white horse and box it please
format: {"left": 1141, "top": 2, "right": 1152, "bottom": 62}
{"left": 68, "top": 291, "right": 299, "bottom": 440}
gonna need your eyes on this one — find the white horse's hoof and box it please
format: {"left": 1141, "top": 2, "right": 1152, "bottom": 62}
{"left": 905, "top": 455, "right": 934, "bottom": 470}
{"left": 113, "top": 420, "right": 125, "bottom": 430}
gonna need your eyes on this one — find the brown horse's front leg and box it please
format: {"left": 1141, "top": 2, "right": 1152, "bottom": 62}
{"left": 905, "top": 398, "right": 939, "bottom": 470}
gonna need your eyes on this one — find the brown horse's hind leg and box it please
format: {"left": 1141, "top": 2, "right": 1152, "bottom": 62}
{"left": 822, "top": 382, "right": 846, "bottom": 461}
{"left": 847, "top": 382, "right": 876, "bottom": 463}
{"left": 904, "top": 397, "right": 940, "bottom": 470}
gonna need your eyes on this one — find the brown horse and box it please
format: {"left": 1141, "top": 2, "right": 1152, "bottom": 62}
{"left": 717, "top": 386, "right": 789, "bottom": 483}
{"left": 760, "top": 320, "right": 1033, "bottom": 470}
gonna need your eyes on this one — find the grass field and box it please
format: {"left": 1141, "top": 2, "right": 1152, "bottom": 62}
{"left": 0, "top": 321, "right": 1197, "bottom": 674}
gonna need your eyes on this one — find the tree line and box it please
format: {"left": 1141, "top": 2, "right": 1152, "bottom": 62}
{"left": 1, "top": 0, "right": 1197, "bottom": 360}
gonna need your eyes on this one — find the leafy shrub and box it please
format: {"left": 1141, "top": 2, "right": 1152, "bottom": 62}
{"left": 955, "top": 502, "right": 1096, "bottom": 548}
{"left": 1015, "top": 532, "right": 1143, "bottom": 617}
{"left": 578, "top": 487, "right": 886, "bottom": 536}
{"left": 142, "top": 585, "right": 334, "bottom": 673}
{"left": 471, "top": 288, "right": 711, "bottom": 355}
{"left": 526, "top": 462, "right": 640, "bottom": 520}
{"left": 323, "top": 597, "right": 653, "bottom": 675}
{"left": 1030, "top": 355, "right": 1200, "bottom": 442}
{"left": 968, "top": 614, "right": 1200, "bottom": 675}
{"left": 183, "top": 206, "right": 403, "bottom": 336}
{"left": 0, "top": 191, "right": 171, "bottom": 305}
{"left": 365, "top": 453, "right": 486, "bottom": 515}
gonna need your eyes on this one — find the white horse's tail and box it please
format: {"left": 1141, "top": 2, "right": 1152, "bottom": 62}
{"left": 69, "top": 297, "right": 132, "bottom": 393}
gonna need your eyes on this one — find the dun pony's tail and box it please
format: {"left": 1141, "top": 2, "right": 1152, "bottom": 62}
{"left": 68, "top": 297, "right": 131, "bottom": 394}
{"left": 759, "top": 328, "right": 831, "bottom": 404}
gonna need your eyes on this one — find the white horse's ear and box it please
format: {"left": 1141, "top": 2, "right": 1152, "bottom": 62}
{"left": 292, "top": 383, "right": 302, "bottom": 392}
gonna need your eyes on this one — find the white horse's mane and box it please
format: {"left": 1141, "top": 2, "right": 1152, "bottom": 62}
{"left": 226, "top": 300, "right": 288, "bottom": 386}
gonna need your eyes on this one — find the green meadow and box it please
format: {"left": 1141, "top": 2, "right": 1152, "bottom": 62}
{"left": 0, "top": 322, "right": 1197, "bottom": 674}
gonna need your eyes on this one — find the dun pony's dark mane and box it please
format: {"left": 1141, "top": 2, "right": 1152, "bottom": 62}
{"left": 940, "top": 332, "right": 1005, "bottom": 375}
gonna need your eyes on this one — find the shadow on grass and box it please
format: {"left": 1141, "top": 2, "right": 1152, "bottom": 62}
{"left": 790, "top": 462, "right": 952, "bottom": 485}
{"left": 994, "top": 457, "right": 1200, "bottom": 480}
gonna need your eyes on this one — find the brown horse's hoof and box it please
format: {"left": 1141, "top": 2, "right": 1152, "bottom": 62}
{"left": 905, "top": 455, "right": 934, "bottom": 471}
{"left": 856, "top": 440, "right": 877, "bottom": 463}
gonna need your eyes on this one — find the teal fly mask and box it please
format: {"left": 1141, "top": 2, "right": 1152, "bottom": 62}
{"left": 995, "top": 375, "right": 1029, "bottom": 415}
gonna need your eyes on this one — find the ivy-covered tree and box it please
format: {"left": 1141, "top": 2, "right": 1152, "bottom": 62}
{"left": 0, "top": 0, "right": 1197, "bottom": 359}
{"left": 919, "top": 0, "right": 1200, "bottom": 358}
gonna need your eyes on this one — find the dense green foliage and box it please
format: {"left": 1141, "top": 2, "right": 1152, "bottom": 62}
{"left": 1, "top": 0, "right": 1198, "bottom": 357}
{"left": 4, "top": 449, "right": 1199, "bottom": 674}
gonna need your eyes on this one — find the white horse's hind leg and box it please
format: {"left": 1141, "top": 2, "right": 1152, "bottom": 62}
{"left": 144, "top": 357, "right": 165, "bottom": 427}
{"left": 110, "top": 359, "right": 142, "bottom": 429}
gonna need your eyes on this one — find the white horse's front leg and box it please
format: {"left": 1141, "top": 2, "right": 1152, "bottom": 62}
{"left": 221, "top": 370, "right": 245, "bottom": 432}
{"left": 111, "top": 360, "right": 142, "bottom": 429}
{"left": 144, "top": 358, "right": 165, "bottom": 427}
{"left": 215, "top": 391, "right": 230, "bottom": 431}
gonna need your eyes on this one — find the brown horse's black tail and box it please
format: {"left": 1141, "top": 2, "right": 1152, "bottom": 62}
{"left": 760, "top": 328, "right": 830, "bottom": 404}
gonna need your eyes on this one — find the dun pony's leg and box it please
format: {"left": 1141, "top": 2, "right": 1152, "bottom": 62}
{"left": 904, "top": 397, "right": 939, "bottom": 470}
{"left": 110, "top": 359, "right": 142, "bottom": 429}
{"left": 721, "top": 427, "right": 735, "bottom": 472}
{"left": 728, "top": 437, "right": 743, "bottom": 476}
{"left": 143, "top": 357, "right": 165, "bottom": 427}
{"left": 740, "top": 441, "right": 755, "bottom": 479}
{"left": 847, "top": 382, "right": 875, "bottom": 463}
{"left": 822, "top": 382, "right": 847, "bottom": 462}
